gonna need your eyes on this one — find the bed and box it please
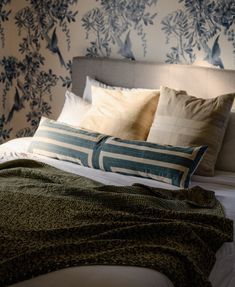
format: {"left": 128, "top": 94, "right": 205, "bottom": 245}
{"left": 1, "top": 57, "right": 235, "bottom": 287}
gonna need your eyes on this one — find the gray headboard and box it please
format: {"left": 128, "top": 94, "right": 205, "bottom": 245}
{"left": 72, "top": 56, "right": 235, "bottom": 108}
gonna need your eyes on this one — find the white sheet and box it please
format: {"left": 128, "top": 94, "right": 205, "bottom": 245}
{"left": 1, "top": 138, "right": 235, "bottom": 287}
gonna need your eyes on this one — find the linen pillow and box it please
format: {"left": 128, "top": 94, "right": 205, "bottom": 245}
{"left": 80, "top": 86, "right": 160, "bottom": 141}
{"left": 28, "top": 117, "right": 207, "bottom": 188}
{"left": 98, "top": 137, "right": 207, "bottom": 188}
{"left": 28, "top": 117, "right": 106, "bottom": 165}
{"left": 147, "top": 86, "right": 235, "bottom": 176}
{"left": 57, "top": 90, "right": 91, "bottom": 126}
{"left": 216, "top": 111, "right": 235, "bottom": 172}
{"left": 83, "top": 76, "right": 129, "bottom": 103}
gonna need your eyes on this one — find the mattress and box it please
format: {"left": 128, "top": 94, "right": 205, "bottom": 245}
{"left": 1, "top": 137, "right": 235, "bottom": 287}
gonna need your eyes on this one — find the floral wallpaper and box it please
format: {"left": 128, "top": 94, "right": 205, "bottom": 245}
{"left": 82, "top": 0, "right": 158, "bottom": 59}
{"left": 162, "top": 0, "right": 235, "bottom": 67}
{"left": 0, "top": 0, "right": 235, "bottom": 143}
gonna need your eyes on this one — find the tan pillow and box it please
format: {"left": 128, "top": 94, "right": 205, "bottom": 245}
{"left": 216, "top": 111, "right": 235, "bottom": 172}
{"left": 147, "top": 86, "right": 235, "bottom": 176}
{"left": 80, "top": 86, "right": 160, "bottom": 140}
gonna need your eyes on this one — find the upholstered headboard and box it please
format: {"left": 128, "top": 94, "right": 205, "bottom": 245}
{"left": 72, "top": 56, "right": 235, "bottom": 108}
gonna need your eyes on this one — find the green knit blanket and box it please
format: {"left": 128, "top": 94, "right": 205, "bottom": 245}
{"left": 0, "top": 159, "right": 233, "bottom": 287}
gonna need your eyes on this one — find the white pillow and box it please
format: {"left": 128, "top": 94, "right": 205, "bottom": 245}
{"left": 83, "top": 76, "right": 129, "bottom": 103}
{"left": 82, "top": 76, "right": 159, "bottom": 103}
{"left": 57, "top": 90, "right": 91, "bottom": 126}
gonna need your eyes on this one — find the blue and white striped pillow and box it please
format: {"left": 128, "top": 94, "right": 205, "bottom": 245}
{"left": 28, "top": 117, "right": 108, "bottom": 166}
{"left": 28, "top": 118, "right": 207, "bottom": 188}
{"left": 95, "top": 137, "right": 207, "bottom": 188}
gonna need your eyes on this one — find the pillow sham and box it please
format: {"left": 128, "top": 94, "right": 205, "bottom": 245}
{"left": 57, "top": 90, "right": 91, "bottom": 126}
{"left": 80, "top": 86, "right": 160, "bottom": 141}
{"left": 83, "top": 76, "right": 129, "bottom": 103}
{"left": 28, "top": 117, "right": 207, "bottom": 188}
{"left": 216, "top": 111, "right": 235, "bottom": 172}
{"left": 147, "top": 86, "right": 235, "bottom": 176}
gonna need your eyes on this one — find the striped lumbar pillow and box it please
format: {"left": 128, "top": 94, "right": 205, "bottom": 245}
{"left": 95, "top": 137, "right": 207, "bottom": 188}
{"left": 28, "top": 117, "right": 207, "bottom": 188}
{"left": 28, "top": 117, "right": 108, "bottom": 166}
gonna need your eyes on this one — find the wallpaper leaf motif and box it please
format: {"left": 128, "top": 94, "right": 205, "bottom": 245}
{"left": 0, "top": 0, "right": 11, "bottom": 48}
{"left": 82, "top": 0, "right": 158, "bottom": 60}
{"left": 1, "top": 0, "right": 235, "bottom": 144}
{"left": 162, "top": 0, "right": 235, "bottom": 68}
{"left": 0, "top": 0, "right": 12, "bottom": 142}
{"left": 0, "top": 0, "right": 78, "bottom": 142}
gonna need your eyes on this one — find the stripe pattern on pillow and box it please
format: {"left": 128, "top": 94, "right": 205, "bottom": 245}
{"left": 95, "top": 137, "right": 207, "bottom": 188}
{"left": 28, "top": 118, "right": 207, "bottom": 188}
{"left": 28, "top": 117, "right": 108, "bottom": 166}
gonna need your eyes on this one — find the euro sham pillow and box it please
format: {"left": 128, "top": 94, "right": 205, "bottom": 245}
{"left": 147, "top": 86, "right": 235, "bottom": 176}
{"left": 80, "top": 86, "right": 160, "bottom": 141}
{"left": 28, "top": 117, "right": 207, "bottom": 188}
{"left": 57, "top": 90, "right": 91, "bottom": 126}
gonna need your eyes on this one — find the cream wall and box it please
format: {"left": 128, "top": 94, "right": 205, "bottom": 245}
{"left": 0, "top": 0, "right": 235, "bottom": 142}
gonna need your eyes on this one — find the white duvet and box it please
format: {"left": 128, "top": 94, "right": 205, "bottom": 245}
{"left": 1, "top": 138, "right": 235, "bottom": 287}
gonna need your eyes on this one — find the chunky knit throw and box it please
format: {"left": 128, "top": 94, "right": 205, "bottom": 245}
{"left": 0, "top": 159, "right": 233, "bottom": 287}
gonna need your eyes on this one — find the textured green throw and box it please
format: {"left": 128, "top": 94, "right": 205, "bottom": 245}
{"left": 0, "top": 159, "right": 233, "bottom": 287}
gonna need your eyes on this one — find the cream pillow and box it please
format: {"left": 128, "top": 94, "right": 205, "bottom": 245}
{"left": 57, "top": 90, "right": 91, "bottom": 126}
{"left": 147, "top": 86, "right": 235, "bottom": 176}
{"left": 80, "top": 86, "right": 160, "bottom": 140}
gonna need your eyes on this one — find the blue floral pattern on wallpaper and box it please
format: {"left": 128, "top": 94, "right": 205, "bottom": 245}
{"left": 0, "top": 0, "right": 235, "bottom": 144}
{"left": 0, "top": 0, "right": 12, "bottom": 141}
{"left": 0, "top": 0, "right": 11, "bottom": 48}
{"left": 0, "top": 0, "right": 78, "bottom": 142}
{"left": 82, "top": 0, "right": 158, "bottom": 60}
{"left": 162, "top": 0, "right": 235, "bottom": 68}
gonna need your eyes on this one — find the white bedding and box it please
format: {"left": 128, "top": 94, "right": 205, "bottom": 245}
{"left": 1, "top": 138, "right": 235, "bottom": 287}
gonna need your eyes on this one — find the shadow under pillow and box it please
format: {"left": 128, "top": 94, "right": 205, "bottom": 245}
{"left": 147, "top": 86, "right": 235, "bottom": 176}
